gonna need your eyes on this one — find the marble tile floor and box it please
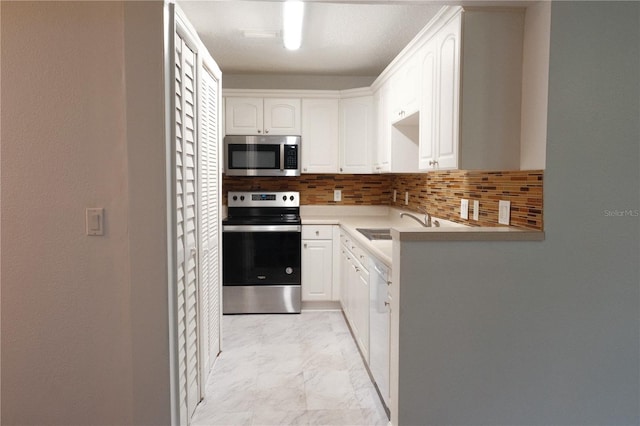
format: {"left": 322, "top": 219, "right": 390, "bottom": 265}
{"left": 192, "top": 311, "right": 390, "bottom": 426}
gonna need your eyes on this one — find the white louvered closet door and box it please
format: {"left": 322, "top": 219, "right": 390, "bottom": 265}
{"left": 175, "top": 32, "right": 200, "bottom": 424}
{"left": 198, "top": 56, "right": 221, "bottom": 379}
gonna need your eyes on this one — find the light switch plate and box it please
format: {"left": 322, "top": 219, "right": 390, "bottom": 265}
{"left": 498, "top": 200, "right": 511, "bottom": 225}
{"left": 404, "top": 192, "right": 409, "bottom": 205}
{"left": 393, "top": 190, "right": 397, "bottom": 202}
{"left": 334, "top": 189, "right": 342, "bottom": 202}
{"left": 86, "top": 207, "right": 104, "bottom": 236}
{"left": 473, "top": 200, "right": 479, "bottom": 221}
{"left": 460, "top": 199, "right": 469, "bottom": 219}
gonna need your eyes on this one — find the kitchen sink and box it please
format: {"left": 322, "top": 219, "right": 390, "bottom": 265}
{"left": 357, "top": 228, "right": 392, "bottom": 241}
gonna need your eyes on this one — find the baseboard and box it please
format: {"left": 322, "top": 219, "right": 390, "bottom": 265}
{"left": 301, "top": 300, "right": 342, "bottom": 311}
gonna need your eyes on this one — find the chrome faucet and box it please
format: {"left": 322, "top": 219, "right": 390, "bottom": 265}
{"left": 400, "top": 212, "right": 432, "bottom": 227}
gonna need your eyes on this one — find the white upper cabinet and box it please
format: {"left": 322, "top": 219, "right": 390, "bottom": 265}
{"left": 339, "top": 95, "right": 374, "bottom": 174}
{"left": 418, "top": 15, "right": 461, "bottom": 170}
{"left": 418, "top": 36, "right": 438, "bottom": 170}
{"left": 225, "top": 97, "right": 300, "bottom": 135}
{"left": 225, "top": 97, "right": 263, "bottom": 135}
{"left": 418, "top": 8, "right": 524, "bottom": 171}
{"left": 301, "top": 98, "right": 340, "bottom": 173}
{"left": 389, "top": 54, "right": 421, "bottom": 123}
{"left": 373, "top": 86, "right": 391, "bottom": 173}
{"left": 264, "top": 98, "right": 301, "bottom": 135}
{"left": 433, "top": 15, "right": 461, "bottom": 170}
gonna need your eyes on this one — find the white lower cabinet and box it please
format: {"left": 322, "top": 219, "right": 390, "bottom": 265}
{"left": 339, "top": 231, "right": 370, "bottom": 361}
{"left": 302, "top": 225, "right": 334, "bottom": 301}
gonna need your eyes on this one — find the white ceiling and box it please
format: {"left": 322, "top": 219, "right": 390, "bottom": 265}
{"left": 177, "top": 1, "right": 444, "bottom": 76}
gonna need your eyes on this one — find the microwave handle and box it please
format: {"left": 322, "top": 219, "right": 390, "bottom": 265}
{"left": 280, "top": 144, "right": 285, "bottom": 171}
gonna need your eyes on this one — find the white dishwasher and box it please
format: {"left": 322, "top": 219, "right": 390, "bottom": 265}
{"left": 369, "top": 256, "right": 390, "bottom": 410}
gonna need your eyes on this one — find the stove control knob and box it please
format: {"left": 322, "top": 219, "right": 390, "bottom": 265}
{"left": 283, "top": 195, "right": 287, "bottom": 201}
{"left": 232, "top": 195, "right": 238, "bottom": 201}
{"left": 285, "top": 267, "right": 293, "bottom": 275}
{"left": 240, "top": 195, "right": 245, "bottom": 201}
{"left": 289, "top": 195, "right": 295, "bottom": 201}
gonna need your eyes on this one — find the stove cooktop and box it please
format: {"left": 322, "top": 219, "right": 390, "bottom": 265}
{"left": 222, "top": 214, "right": 301, "bottom": 226}
{"left": 225, "top": 191, "right": 301, "bottom": 226}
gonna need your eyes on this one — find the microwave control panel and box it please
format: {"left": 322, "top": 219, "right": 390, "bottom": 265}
{"left": 284, "top": 145, "right": 298, "bottom": 170}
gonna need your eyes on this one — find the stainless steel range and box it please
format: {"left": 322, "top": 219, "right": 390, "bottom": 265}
{"left": 222, "top": 191, "right": 301, "bottom": 314}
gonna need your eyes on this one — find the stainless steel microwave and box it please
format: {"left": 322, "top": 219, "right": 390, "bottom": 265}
{"left": 224, "top": 135, "right": 300, "bottom": 177}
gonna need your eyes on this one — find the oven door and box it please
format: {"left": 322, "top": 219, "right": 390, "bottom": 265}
{"left": 222, "top": 225, "right": 301, "bottom": 286}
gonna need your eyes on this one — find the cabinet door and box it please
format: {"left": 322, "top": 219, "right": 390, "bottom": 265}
{"left": 435, "top": 15, "right": 461, "bottom": 170}
{"left": 301, "top": 98, "right": 339, "bottom": 173}
{"left": 302, "top": 239, "right": 333, "bottom": 301}
{"left": 225, "top": 97, "right": 263, "bottom": 135}
{"left": 354, "top": 267, "right": 370, "bottom": 361}
{"left": 390, "top": 54, "right": 420, "bottom": 121}
{"left": 340, "top": 246, "right": 352, "bottom": 319}
{"left": 374, "top": 87, "right": 391, "bottom": 173}
{"left": 347, "top": 259, "right": 360, "bottom": 337}
{"left": 419, "top": 37, "right": 438, "bottom": 170}
{"left": 340, "top": 96, "right": 373, "bottom": 174}
{"left": 264, "top": 98, "right": 301, "bottom": 135}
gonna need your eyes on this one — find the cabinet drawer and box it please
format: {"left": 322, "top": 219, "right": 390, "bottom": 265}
{"left": 341, "top": 233, "right": 369, "bottom": 271}
{"left": 352, "top": 245, "right": 369, "bottom": 269}
{"left": 302, "top": 225, "right": 333, "bottom": 240}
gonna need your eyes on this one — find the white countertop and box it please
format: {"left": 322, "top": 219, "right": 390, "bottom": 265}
{"left": 301, "top": 206, "right": 545, "bottom": 267}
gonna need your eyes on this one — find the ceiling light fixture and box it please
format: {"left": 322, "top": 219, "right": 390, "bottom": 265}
{"left": 283, "top": 1, "right": 304, "bottom": 50}
{"left": 242, "top": 29, "right": 279, "bottom": 39}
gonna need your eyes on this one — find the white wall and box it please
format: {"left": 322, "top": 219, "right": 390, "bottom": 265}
{"left": 520, "top": 1, "right": 551, "bottom": 170}
{"left": 394, "top": 2, "right": 639, "bottom": 424}
{"left": 1, "top": 2, "right": 172, "bottom": 424}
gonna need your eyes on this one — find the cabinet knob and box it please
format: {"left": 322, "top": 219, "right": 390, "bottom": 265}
{"left": 304, "top": 167, "right": 308, "bottom": 172}
{"left": 428, "top": 160, "right": 439, "bottom": 167}
{"left": 304, "top": 243, "right": 307, "bottom": 249}
{"left": 315, "top": 231, "right": 319, "bottom": 236}
{"left": 257, "top": 129, "right": 262, "bottom": 134}
{"left": 340, "top": 168, "right": 343, "bottom": 172}
{"left": 384, "top": 301, "right": 390, "bottom": 307}
{"left": 265, "top": 129, "right": 270, "bottom": 134}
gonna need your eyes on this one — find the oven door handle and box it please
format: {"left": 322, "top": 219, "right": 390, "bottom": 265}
{"left": 223, "top": 225, "right": 301, "bottom": 232}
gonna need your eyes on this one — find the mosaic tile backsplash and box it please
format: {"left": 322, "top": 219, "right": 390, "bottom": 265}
{"left": 223, "top": 174, "right": 393, "bottom": 206}
{"left": 223, "top": 170, "right": 544, "bottom": 230}
{"left": 389, "top": 171, "right": 544, "bottom": 230}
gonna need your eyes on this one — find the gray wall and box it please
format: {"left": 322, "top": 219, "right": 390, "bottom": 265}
{"left": 1, "top": 2, "right": 173, "bottom": 424}
{"left": 397, "top": 2, "right": 639, "bottom": 424}
{"left": 222, "top": 73, "right": 376, "bottom": 90}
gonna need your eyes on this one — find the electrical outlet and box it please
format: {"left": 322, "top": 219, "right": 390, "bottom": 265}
{"left": 473, "top": 200, "right": 479, "bottom": 221}
{"left": 334, "top": 189, "right": 342, "bottom": 202}
{"left": 460, "top": 199, "right": 469, "bottom": 219}
{"left": 404, "top": 191, "right": 409, "bottom": 205}
{"left": 498, "top": 200, "right": 511, "bottom": 225}
{"left": 393, "top": 190, "right": 397, "bottom": 202}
